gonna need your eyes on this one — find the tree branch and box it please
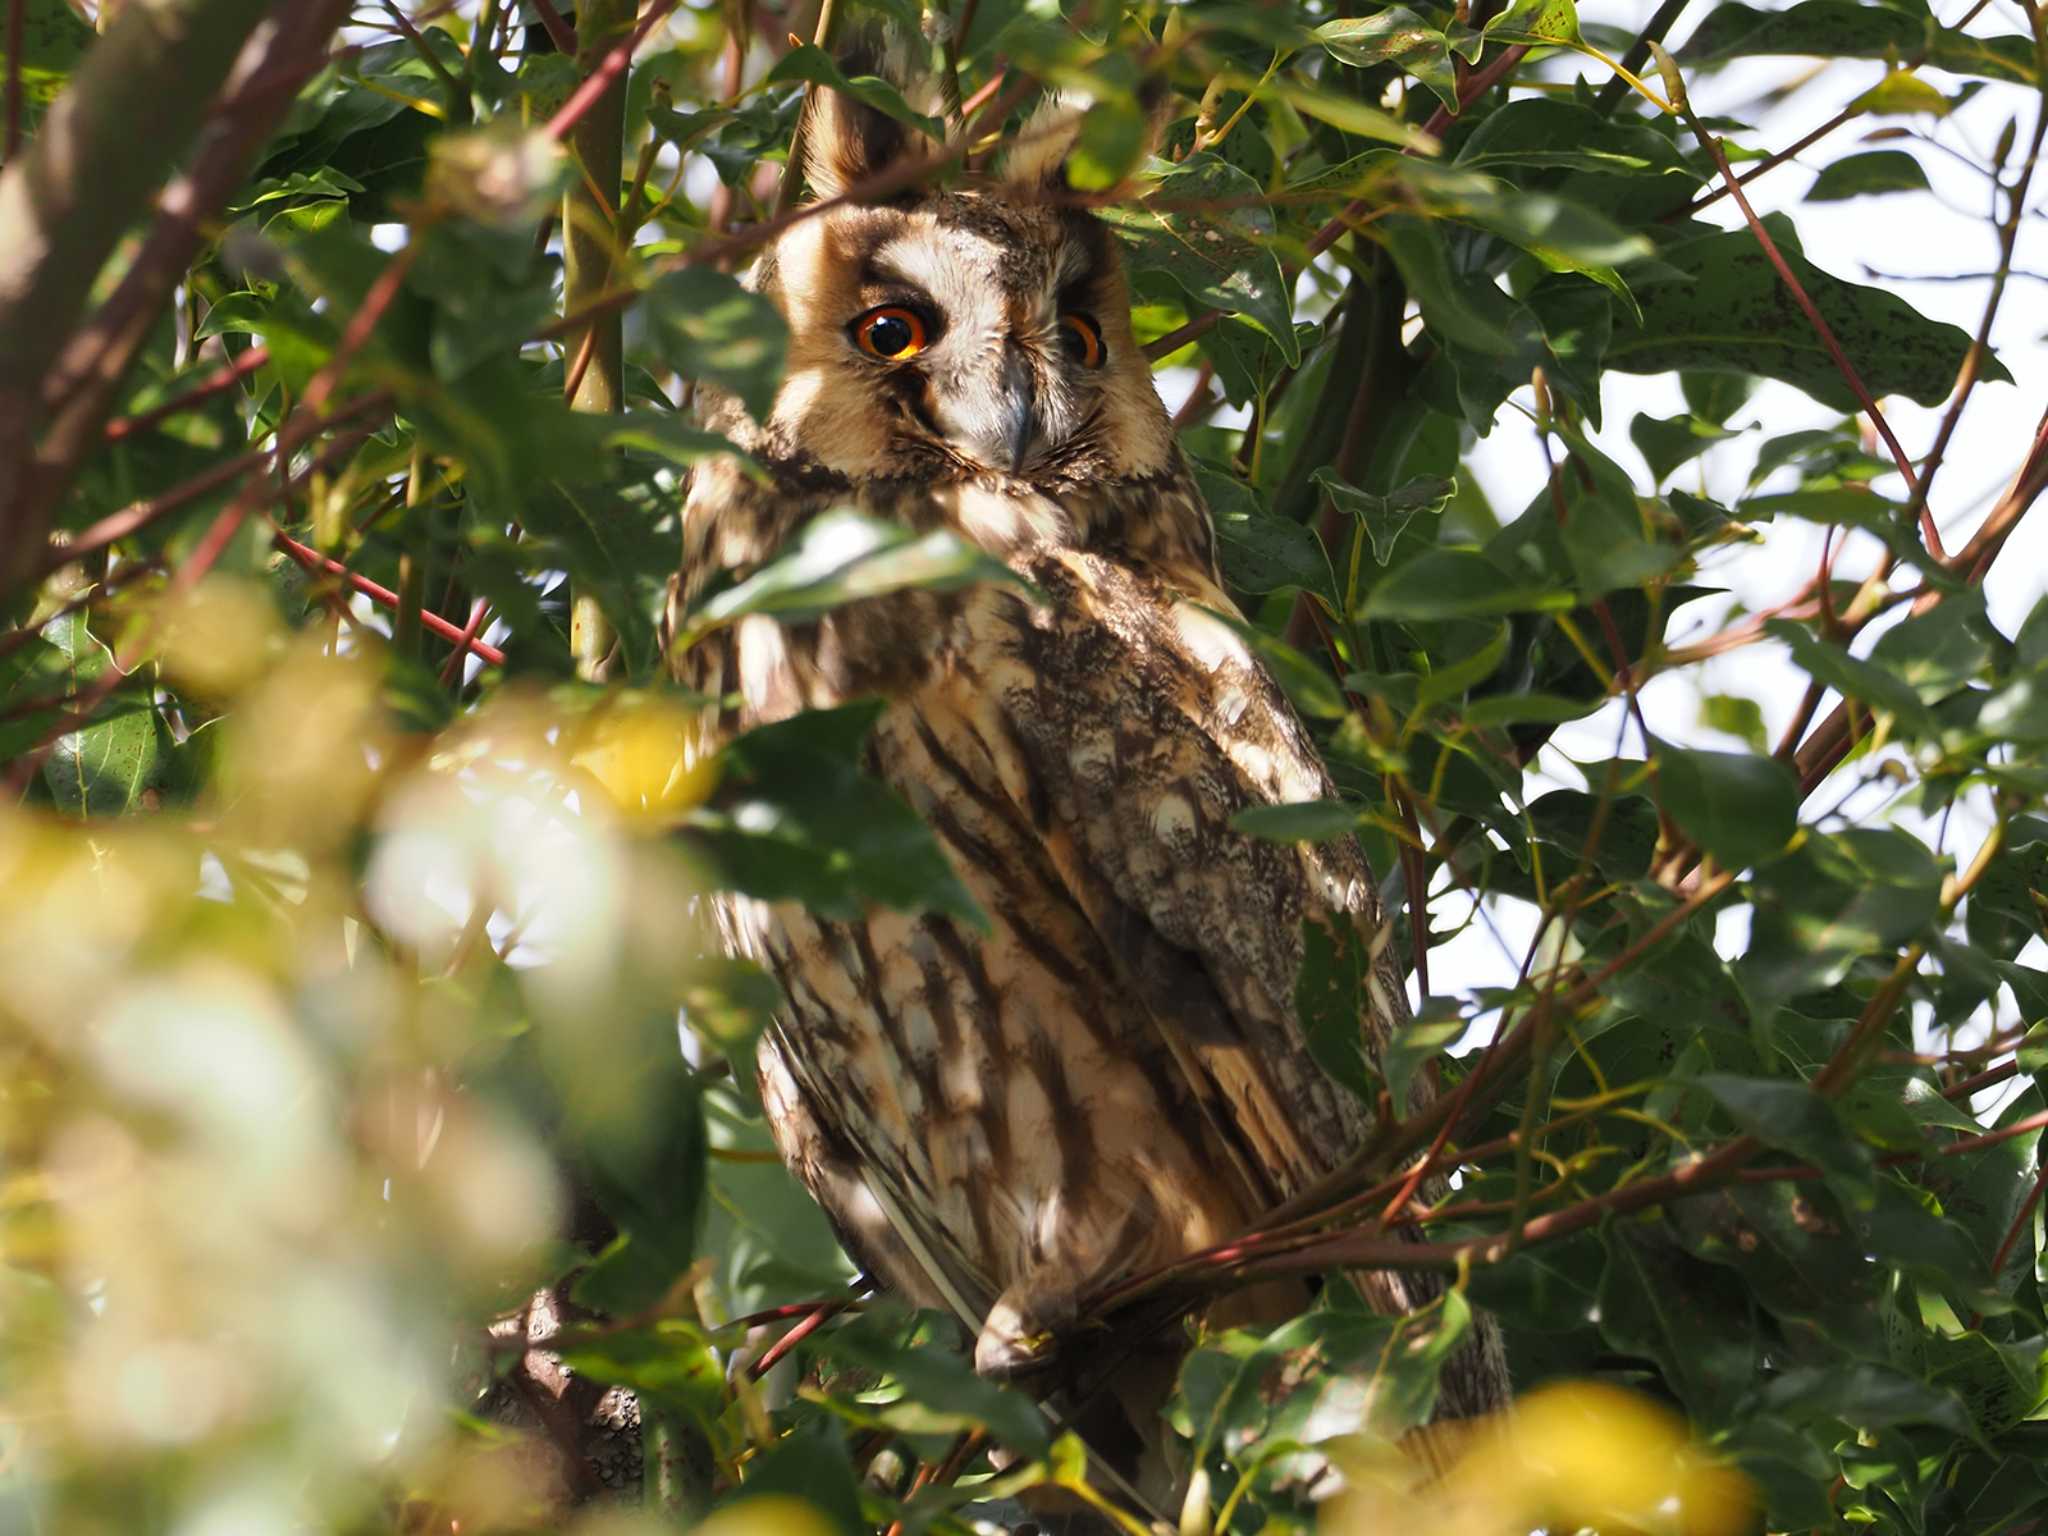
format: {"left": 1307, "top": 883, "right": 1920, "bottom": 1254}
{"left": 0, "top": 0, "right": 277, "bottom": 573}
{"left": 2, "top": 0, "right": 354, "bottom": 607}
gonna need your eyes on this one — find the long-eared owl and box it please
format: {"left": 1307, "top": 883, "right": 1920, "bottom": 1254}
{"left": 670, "top": 48, "right": 1508, "bottom": 1460}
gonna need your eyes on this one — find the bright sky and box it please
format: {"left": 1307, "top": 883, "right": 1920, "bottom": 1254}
{"left": 1425, "top": 0, "right": 2048, "bottom": 1080}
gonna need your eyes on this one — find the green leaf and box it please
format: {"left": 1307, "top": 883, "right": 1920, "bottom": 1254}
{"left": 1100, "top": 153, "right": 1297, "bottom": 361}
{"left": 1807, "top": 149, "right": 1933, "bottom": 202}
{"left": 734, "top": 1422, "right": 869, "bottom": 1536}
{"left": 1767, "top": 619, "right": 1939, "bottom": 736}
{"left": 1416, "top": 619, "right": 1511, "bottom": 711}
{"left": 1231, "top": 800, "right": 1360, "bottom": 844}
{"left": 683, "top": 511, "right": 1032, "bottom": 639}
{"left": 1850, "top": 70, "right": 1956, "bottom": 118}
{"left": 766, "top": 46, "right": 943, "bottom": 140}
{"left": 644, "top": 267, "right": 790, "bottom": 421}
{"left": 1175, "top": 1297, "right": 1469, "bottom": 1478}
{"left": 1740, "top": 828, "right": 1944, "bottom": 1011}
{"left": 1313, "top": 9, "right": 1457, "bottom": 106}
{"left": 1361, "top": 548, "right": 1574, "bottom": 620}
{"left": 1700, "top": 693, "right": 1768, "bottom": 753}
{"left": 607, "top": 416, "right": 757, "bottom": 473}
{"left": 1631, "top": 411, "right": 1735, "bottom": 484}
{"left": 1693, "top": 1074, "right": 1872, "bottom": 1191}
{"left": 1314, "top": 471, "right": 1454, "bottom": 565}
{"left": 821, "top": 1308, "right": 1050, "bottom": 1455}
{"left": 1293, "top": 913, "right": 1386, "bottom": 1107}
{"left": 1681, "top": 1, "right": 2039, "bottom": 86}
{"left": 516, "top": 478, "right": 669, "bottom": 678}
{"left": 0, "top": 633, "right": 71, "bottom": 759}
{"left": 1656, "top": 743, "right": 1798, "bottom": 871}
{"left": 1868, "top": 591, "right": 1994, "bottom": 704}
{"left": 1612, "top": 220, "right": 2007, "bottom": 409}
{"left": 1385, "top": 1004, "right": 1465, "bottom": 1114}
{"left": 1193, "top": 462, "right": 1331, "bottom": 595}
{"left": 1463, "top": 691, "right": 1602, "bottom": 727}
{"left": 1598, "top": 1231, "right": 1759, "bottom": 1425}
{"left": 38, "top": 615, "right": 165, "bottom": 818}
{"left": 1966, "top": 817, "right": 2048, "bottom": 959}
{"left": 1484, "top": 0, "right": 1583, "bottom": 46}
{"left": 688, "top": 702, "right": 985, "bottom": 926}
{"left": 557, "top": 1318, "right": 726, "bottom": 1428}
{"left": 1455, "top": 99, "right": 1700, "bottom": 180}
{"left": 0, "top": 0, "right": 91, "bottom": 114}
{"left": 574, "top": 1061, "right": 709, "bottom": 1314}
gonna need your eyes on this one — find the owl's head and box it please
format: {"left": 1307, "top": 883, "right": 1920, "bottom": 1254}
{"left": 722, "top": 58, "right": 1175, "bottom": 488}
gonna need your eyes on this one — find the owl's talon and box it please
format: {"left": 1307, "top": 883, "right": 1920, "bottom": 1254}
{"left": 975, "top": 1293, "right": 1067, "bottom": 1379}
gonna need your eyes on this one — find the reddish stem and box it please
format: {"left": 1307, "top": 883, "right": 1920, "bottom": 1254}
{"left": 1681, "top": 104, "right": 1937, "bottom": 556}
{"left": 437, "top": 599, "right": 492, "bottom": 687}
{"left": 528, "top": 0, "right": 579, "bottom": 56}
{"left": 103, "top": 345, "right": 272, "bottom": 442}
{"left": 747, "top": 1298, "right": 848, "bottom": 1379}
{"left": 271, "top": 531, "right": 509, "bottom": 666}
{"left": 546, "top": 0, "right": 680, "bottom": 143}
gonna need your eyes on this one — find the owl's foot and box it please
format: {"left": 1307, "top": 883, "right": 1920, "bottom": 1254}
{"left": 974, "top": 1285, "right": 1078, "bottom": 1379}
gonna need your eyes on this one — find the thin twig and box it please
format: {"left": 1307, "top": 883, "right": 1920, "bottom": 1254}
{"left": 1674, "top": 82, "right": 1936, "bottom": 554}
{"left": 271, "top": 530, "right": 510, "bottom": 666}
{"left": 102, "top": 345, "right": 272, "bottom": 442}
{"left": 379, "top": 0, "right": 465, "bottom": 97}
{"left": 546, "top": 0, "right": 679, "bottom": 142}
{"left": 528, "top": 0, "right": 578, "bottom": 56}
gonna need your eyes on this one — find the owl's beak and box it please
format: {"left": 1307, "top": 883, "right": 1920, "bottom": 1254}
{"left": 998, "top": 344, "right": 1038, "bottom": 474}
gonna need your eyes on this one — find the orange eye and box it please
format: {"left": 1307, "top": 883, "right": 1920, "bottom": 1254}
{"left": 1060, "top": 312, "right": 1106, "bottom": 369}
{"left": 854, "top": 305, "right": 930, "bottom": 360}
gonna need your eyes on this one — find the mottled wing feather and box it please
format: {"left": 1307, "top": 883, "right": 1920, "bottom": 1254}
{"left": 992, "top": 548, "right": 1386, "bottom": 1196}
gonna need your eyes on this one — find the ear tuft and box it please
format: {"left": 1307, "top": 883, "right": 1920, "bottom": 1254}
{"left": 800, "top": 31, "right": 935, "bottom": 202}
{"left": 999, "top": 93, "right": 1090, "bottom": 193}
{"left": 998, "top": 82, "right": 1169, "bottom": 196}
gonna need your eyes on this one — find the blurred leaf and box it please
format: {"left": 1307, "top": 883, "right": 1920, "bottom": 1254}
{"left": 688, "top": 701, "right": 985, "bottom": 926}
{"left": 575, "top": 1060, "right": 709, "bottom": 1314}
{"left": 0, "top": 0, "right": 90, "bottom": 113}
{"left": 683, "top": 511, "right": 1033, "bottom": 639}
{"left": 1699, "top": 693, "right": 1768, "bottom": 752}
{"left": 645, "top": 267, "right": 791, "bottom": 420}
{"left": 737, "top": 1421, "right": 868, "bottom": 1536}
{"left": 1232, "top": 800, "right": 1359, "bottom": 843}
{"left": 820, "top": 1308, "right": 1050, "bottom": 1455}
{"left": 767, "top": 46, "right": 943, "bottom": 138}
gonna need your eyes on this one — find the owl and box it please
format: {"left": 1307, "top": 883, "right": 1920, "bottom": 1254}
{"left": 669, "top": 52, "right": 1508, "bottom": 1489}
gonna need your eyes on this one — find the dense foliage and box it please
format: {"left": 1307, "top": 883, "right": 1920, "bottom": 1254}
{"left": 1, "top": 0, "right": 2046, "bottom": 1532}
